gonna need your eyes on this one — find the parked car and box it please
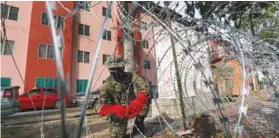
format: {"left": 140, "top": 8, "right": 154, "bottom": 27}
{"left": 1, "top": 86, "right": 21, "bottom": 117}
{"left": 18, "top": 88, "right": 72, "bottom": 111}
{"left": 72, "top": 89, "right": 100, "bottom": 109}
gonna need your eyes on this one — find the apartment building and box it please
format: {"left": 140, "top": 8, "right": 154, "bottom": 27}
{"left": 1, "top": 1, "right": 74, "bottom": 93}
{"left": 1, "top": 1, "right": 157, "bottom": 94}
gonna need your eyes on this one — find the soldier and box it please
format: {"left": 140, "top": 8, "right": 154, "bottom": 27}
{"left": 98, "top": 55, "right": 153, "bottom": 138}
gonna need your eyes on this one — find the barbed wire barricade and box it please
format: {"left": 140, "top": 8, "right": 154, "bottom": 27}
{"left": 2, "top": 1, "right": 279, "bottom": 138}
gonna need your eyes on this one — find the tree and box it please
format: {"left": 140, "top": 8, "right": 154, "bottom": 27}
{"left": 184, "top": 2, "right": 277, "bottom": 34}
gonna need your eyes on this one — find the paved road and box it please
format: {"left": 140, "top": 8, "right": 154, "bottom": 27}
{"left": 1, "top": 107, "right": 98, "bottom": 126}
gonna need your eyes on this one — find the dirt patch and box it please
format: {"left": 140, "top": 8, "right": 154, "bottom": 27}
{"left": 1, "top": 116, "right": 109, "bottom": 138}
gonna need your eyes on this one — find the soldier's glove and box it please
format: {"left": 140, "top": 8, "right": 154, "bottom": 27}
{"left": 125, "top": 92, "right": 149, "bottom": 118}
{"left": 99, "top": 104, "right": 126, "bottom": 118}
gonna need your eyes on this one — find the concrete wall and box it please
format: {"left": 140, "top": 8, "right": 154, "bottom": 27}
{"left": 152, "top": 21, "right": 217, "bottom": 118}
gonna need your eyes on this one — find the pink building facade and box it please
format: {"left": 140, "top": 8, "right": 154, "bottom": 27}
{"left": 1, "top": 2, "right": 33, "bottom": 93}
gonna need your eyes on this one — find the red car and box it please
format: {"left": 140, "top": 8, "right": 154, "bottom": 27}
{"left": 18, "top": 88, "right": 72, "bottom": 111}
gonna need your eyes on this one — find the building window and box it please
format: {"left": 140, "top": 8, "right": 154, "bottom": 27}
{"left": 143, "top": 60, "right": 150, "bottom": 69}
{"left": 102, "top": 30, "right": 111, "bottom": 41}
{"left": 38, "top": 44, "right": 55, "bottom": 59}
{"left": 77, "top": 79, "right": 88, "bottom": 94}
{"left": 102, "top": 7, "right": 111, "bottom": 18}
{"left": 56, "top": 16, "right": 64, "bottom": 29}
{"left": 77, "top": 1, "right": 90, "bottom": 11}
{"left": 38, "top": 44, "right": 63, "bottom": 59}
{"left": 1, "top": 4, "right": 9, "bottom": 19}
{"left": 77, "top": 51, "right": 90, "bottom": 63}
{"left": 41, "top": 12, "right": 49, "bottom": 25}
{"left": 1, "top": 4, "right": 19, "bottom": 21}
{"left": 41, "top": 12, "right": 64, "bottom": 29}
{"left": 1, "top": 40, "right": 14, "bottom": 55}
{"left": 1, "top": 77, "right": 11, "bottom": 87}
{"left": 102, "top": 54, "right": 110, "bottom": 65}
{"left": 142, "top": 40, "right": 149, "bottom": 49}
{"left": 8, "top": 6, "right": 19, "bottom": 20}
{"left": 36, "top": 77, "right": 57, "bottom": 88}
{"left": 78, "top": 23, "right": 90, "bottom": 36}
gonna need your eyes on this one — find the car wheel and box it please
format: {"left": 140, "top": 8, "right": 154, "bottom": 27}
{"left": 76, "top": 102, "right": 81, "bottom": 107}
{"left": 89, "top": 103, "right": 94, "bottom": 109}
{"left": 54, "top": 100, "right": 61, "bottom": 109}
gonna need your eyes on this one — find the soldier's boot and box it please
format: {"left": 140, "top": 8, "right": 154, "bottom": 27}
{"left": 131, "top": 124, "right": 153, "bottom": 137}
{"left": 131, "top": 117, "right": 153, "bottom": 137}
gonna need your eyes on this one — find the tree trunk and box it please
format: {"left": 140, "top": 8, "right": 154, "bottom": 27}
{"left": 122, "top": 2, "right": 136, "bottom": 73}
{"left": 124, "top": 35, "right": 136, "bottom": 72}
{"left": 169, "top": 23, "right": 188, "bottom": 130}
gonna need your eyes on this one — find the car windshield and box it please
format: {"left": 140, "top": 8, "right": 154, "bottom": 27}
{"left": 22, "top": 93, "right": 28, "bottom": 96}
{"left": 2, "top": 86, "right": 20, "bottom": 98}
{"left": 43, "top": 89, "right": 57, "bottom": 95}
{"left": 29, "top": 90, "right": 40, "bottom": 96}
{"left": 22, "top": 89, "right": 40, "bottom": 96}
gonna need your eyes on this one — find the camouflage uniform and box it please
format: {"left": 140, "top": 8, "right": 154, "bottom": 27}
{"left": 100, "top": 56, "right": 150, "bottom": 138}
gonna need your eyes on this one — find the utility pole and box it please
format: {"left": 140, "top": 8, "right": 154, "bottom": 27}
{"left": 169, "top": 22, "right": 188, "bottom": 130}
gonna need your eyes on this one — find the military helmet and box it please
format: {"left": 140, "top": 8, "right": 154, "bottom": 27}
{"left": 105, "top": 55, "right": 126, "bottom": 69}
